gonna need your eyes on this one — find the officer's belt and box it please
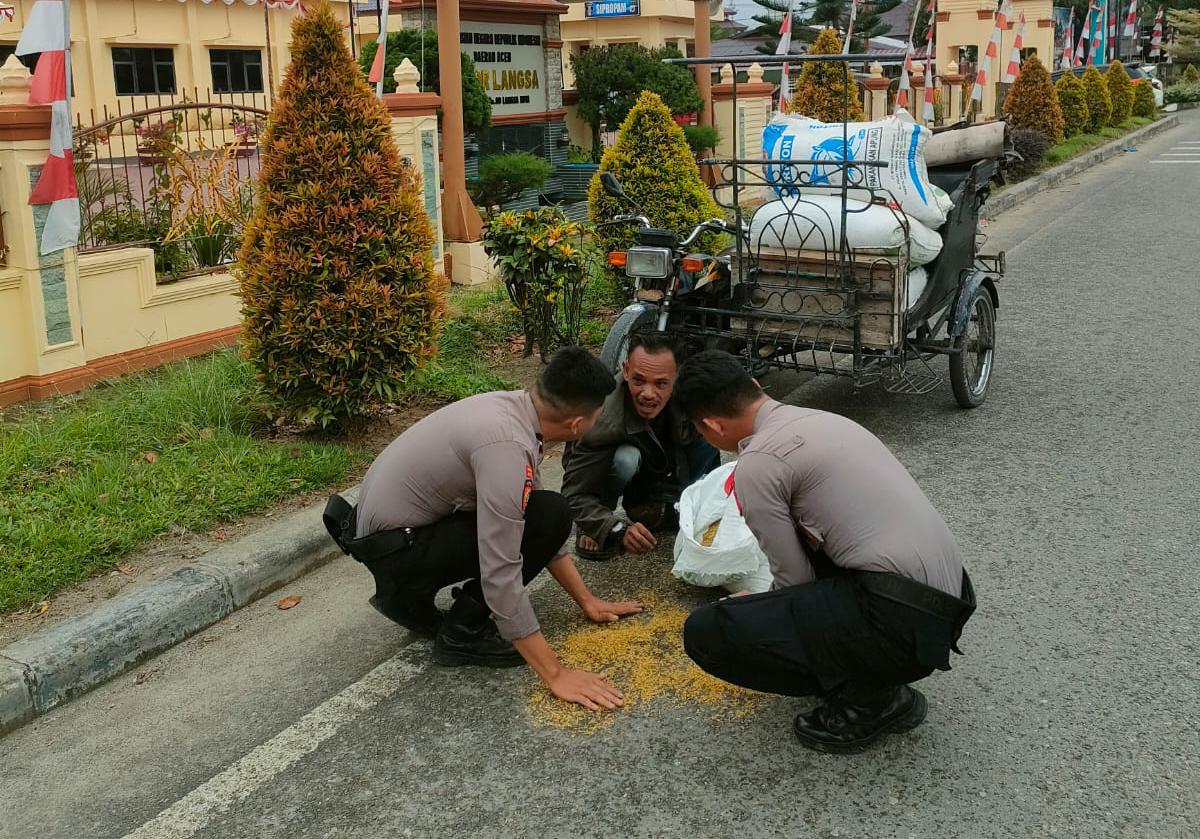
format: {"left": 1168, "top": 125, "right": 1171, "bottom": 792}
{"left": 855, "top": 569, "right": 976, "bottom": 633}
{"left": 323, "top": 494, "right": 415, "bottom": 565}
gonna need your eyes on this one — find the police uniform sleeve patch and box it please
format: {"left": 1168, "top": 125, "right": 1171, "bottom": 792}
{"left": 522, "top": 464, "right": 534, "bottom": 511}
{"left": 723, "top": 466, "right": 742, "bottom": 514}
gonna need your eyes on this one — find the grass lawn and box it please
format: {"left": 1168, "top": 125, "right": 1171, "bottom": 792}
{"left": 1043, "top": 117, "right": 1155, "bottom": 166}
{"left": 0, "top": 284, "right": 544, "bottom": 614}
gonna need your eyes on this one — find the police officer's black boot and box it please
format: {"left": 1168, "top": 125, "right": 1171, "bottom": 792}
{"left": 792, "top": 684, "right": 927, "bottom": 754}
{"left": 432, "top": 588, "right": 524, "bottom": 668}
{"left": 364, "top": 557, "right": 443, "bottom": 639}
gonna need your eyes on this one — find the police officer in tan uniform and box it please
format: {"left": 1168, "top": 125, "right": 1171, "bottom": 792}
{"left": 324, "top": 348, "right": 642, "bottom": 711}
{"left": 672, "top": 351, "right": 976, "bottom": 752}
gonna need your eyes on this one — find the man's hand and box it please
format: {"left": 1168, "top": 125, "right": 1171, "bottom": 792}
{"left": 582, "top": 597, "right": 644, "bottom": 624}
{"left": 622, "top": 522, "right": 657, "bottom": 554}
{"left": 548, "top": 669, "right": 625, "bottom": 711}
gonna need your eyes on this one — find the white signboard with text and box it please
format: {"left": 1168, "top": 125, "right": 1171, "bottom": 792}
{"left": 460, "top": 23, "right": 548, "bottom": 116}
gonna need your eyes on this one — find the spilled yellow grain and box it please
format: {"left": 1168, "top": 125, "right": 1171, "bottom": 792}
{"left": 528, "top": 591, "right": 767, "bottom": 732}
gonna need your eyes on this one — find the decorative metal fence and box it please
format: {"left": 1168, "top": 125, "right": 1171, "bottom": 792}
{"left": 73, "top": 89, "right": 270, "bottom": 282}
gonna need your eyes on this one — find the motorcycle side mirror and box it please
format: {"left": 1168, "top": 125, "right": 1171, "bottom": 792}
{"left": 600, "top": 172, "right": 630, "bottom": 202}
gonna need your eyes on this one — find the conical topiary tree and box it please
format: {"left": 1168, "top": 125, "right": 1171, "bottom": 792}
{"left": 1001, "top": 56, "right": 1064, "bottom": 144}
{"left": 1183, "top": 64, "right": 1200, "bottom": 84}
{"left": 1105, "top": 61, "right": 1134, "bottom": 126}
{"left": 1055, "top": 73, "right": 1090, "bottom": 138}
{"left": 1131, "top": 79, "right": 1157, "bottom": 118}
{"left": 239, "top": 0, "right": 445, "bottom": 426}
{"left": 785, "top": 28, "right": 867, "bottom": 122}
{"left": 588, "top": 91, "right": 723, "bottom": 276}
{"left": 1081, "top": 65, "right": 1111, "bottom": 134}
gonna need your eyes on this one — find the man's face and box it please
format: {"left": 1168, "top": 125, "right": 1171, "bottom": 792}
{"left": 622, "top": 347, "right": 677, "bottom": 420}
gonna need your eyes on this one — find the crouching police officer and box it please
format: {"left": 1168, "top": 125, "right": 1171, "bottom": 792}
{"left": 324, "top": 347, "right": 642, "bottom": 711}
{"left": 672, "top": 351, "right": 976, "bottom": 753}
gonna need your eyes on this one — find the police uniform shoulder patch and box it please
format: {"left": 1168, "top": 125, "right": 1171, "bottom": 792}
{"left": 522, "top": 463, "right": 534, "bottom": 511}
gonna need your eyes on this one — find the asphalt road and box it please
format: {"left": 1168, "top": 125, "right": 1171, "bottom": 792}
{"left": 3, "top": 117, "right": 1199, "bottom": 839}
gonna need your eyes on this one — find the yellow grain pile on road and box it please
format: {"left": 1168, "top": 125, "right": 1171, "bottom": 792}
{"left": 528, "top": 592, "right": 767, "bottom": 732}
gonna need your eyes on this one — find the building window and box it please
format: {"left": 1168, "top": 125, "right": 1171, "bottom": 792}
{"left": 112, "top": 47, "right": 177, "bottom": 96}
{"left": 210, "top": 49, "right": 264, "bottom": 94}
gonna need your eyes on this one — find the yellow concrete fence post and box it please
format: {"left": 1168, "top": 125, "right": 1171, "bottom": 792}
{"left": 863, "top": 61, "right": 891, "bottom": 120}
{"left": 383, "top": 58, "right": 447, "bottom": 277}
{"left": 942, "top": 60, "right": 965, "bottom": 124}
{"left": 0, "top": 55, "right": 87, "bottom": 404}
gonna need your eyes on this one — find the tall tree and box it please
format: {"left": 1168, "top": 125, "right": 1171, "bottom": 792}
{"left": 571, "top": 44, "right": 703, "bottom": 161}
{"left": 1166, "top": 9, "right": 1200, "bottom": 64}
{"left": 749, "top": 0, "right": 899, "bottom": 54}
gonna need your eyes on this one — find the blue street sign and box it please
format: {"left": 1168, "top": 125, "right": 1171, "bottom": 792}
{"left": 584, "top": 0, "right": 640, "bottom": 18}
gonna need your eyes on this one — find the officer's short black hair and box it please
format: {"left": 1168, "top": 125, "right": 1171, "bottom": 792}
{"left": 674, "top": 350, "right": 763, "bottom": 420}
{"left": 535, "top": 346, "right": 616, "bottom": 417}
{"left": 627, "top": 332, "right": 679, "bottom": 363}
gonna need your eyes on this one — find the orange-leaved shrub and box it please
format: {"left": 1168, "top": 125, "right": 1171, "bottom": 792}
{"left": 238, "top": 0, "right": 445, "bottom": 426}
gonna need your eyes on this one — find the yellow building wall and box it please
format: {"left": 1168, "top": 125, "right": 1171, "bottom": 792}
{"left": 0, "top": 0, "right": 357, "bottom": 123}
{"left": 936, "top": 0, "right": 1053, "bottom": 117}
{"left": 0, "top": 269, "right": 34, "bottom": 384}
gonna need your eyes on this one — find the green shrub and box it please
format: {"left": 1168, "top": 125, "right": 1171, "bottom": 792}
{"left": 1183, "top": 64, "right": 1200, "bottom": 84}
{"left": 1081, "top": 65, "right": 1112, "bottom": 133}
{"left": 468, "top": 152, "right": 553, "bottom": 215}
{"left": 682, "top": 124, "right": 720, "bottom": 154}
{"left": 1131, "top": 80, "right": 1157, "bottom": 118}
{"left": 1105, "top": 61, "right": 1134, "bottom": 126}
{"left": 1001, "top": 56, "right": 1064, "bottom": 143}
{"left": 239, "top": 0, "right": 445, "bottom": 427}
{"left": 786, "top": 29, "right": 867, "bottom": 122}
{"left": 1165, "top": 82, "right": 1200, "bottom": 104}
{"left": 482, "top": 208, "right": 592, "bottom": 359}
{"left": 1055, "top": 73, "right": 1091, "bottom": 138}
{"left": 588, "top": 91, "right": 723, "bottom": 283}
{"left": 357, "top": 28, "right": 491, "bottom": 134}
{"left": 567, "top": 144, "right": 594, "bottom": 164}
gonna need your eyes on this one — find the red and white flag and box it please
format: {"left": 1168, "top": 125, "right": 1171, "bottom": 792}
{"left": 776, "top": 1, "right": 795, "bottom": 109}
{"left": 367, "top": 0, "right": 390, "bottom": 97}
{"left": 972, "top": 0, "right": 1012, "bottom": 103}
{"left": 895, "top": 0, "right": 923, "bottom": 112}
{"left": 1062, "top": 7, "right": 1076, "bottom": 70}
{"left": 1123, "top": 0, "right": 1138, "bottom": 38}
{"left": 1077, "top": 3, "right": 1094, "bottom": 65}
{"left": 1149, "top": 4, "right": 1163, "bottom": 57}
{"left": 923, "top": 0, "right": 937, "bottom": 121}
{"left": 1003, "top": 12, "right": 1026, "bottom": 84}
{"left": 17, "top": 0, "right": 78, "bottom": 255}
{"left": 842, "top": 0, "right": 859, "bottom": 55}
{"left": 1090, "top": 2, "right": 1104, "bottom": 64}
{"left": 0, "top": 4, "right": 15, "bottom": 22}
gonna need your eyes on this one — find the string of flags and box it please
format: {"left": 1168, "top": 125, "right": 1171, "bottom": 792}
{"left": 776, "top": 0, "right": 795, "bottom": 109}
{"left": 841, "top": 0, "right": 860, "bottom": 56}
{"left": 0, "top": 4, "right": 14, "bottom": 22}
{"left": 1150, "top": 4, "right": 1163, "bottom": 58}
{"left": 895, "top": 0, "right": 923, "bottom": 112}
{"left": 972, "top": 0, "right": 1013, "bottom": 104}
{"left": 1003, "top": 12, "right": 1026, "bottom": 86}
{"left": 1062, "top": 7, "right": 1077, "bottom": 70}
{"left": 365, "top": 0, "right": 390, "bottom": 98}
{"left": 1123, "top": 0, "right": 1138, "bottom": 40}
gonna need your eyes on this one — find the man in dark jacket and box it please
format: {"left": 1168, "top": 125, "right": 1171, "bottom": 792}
{"left": 561, "top": 334, "right": 720, "bottom": 561}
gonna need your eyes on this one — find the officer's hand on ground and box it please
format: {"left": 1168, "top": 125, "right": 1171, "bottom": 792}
{"left": 582, "top": 597, "right": 644, "bottom": 624}
{"left": 622, "top": 523, "right": 657, "bottom": 554}
{"left": 549, "top": 668, "right": 625, "bottom": 711}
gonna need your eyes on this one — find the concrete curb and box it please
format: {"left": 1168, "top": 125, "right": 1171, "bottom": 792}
{"left": 986, "top": 116, "right": 1180, "bottom": 218}
{"left": 0, "top": 486, "right": 358, "bottom": 735}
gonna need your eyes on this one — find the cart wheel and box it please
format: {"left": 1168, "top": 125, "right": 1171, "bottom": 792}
{"left": 599, "top": 307, "right": 657, "bottom": 376}
{"left": 949, "top": 286, "right": 996, "bottom": 408}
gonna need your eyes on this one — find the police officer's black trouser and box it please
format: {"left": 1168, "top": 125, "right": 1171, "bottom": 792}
{"left": 683, "top": 571, "right": 971, "bottom": 699}
{"left": 387, "top": 490, "right": 573, "bottom": 605}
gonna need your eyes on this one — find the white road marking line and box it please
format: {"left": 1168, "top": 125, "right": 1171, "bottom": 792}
{"left": 120, "top": 650, "right": 424, "bottom": 839}
{"left": 1161, "top": 152, "right": 1200, "bottom": 156}
{"left": 1149, "top": 160, "right": 1200, "bottom": 163}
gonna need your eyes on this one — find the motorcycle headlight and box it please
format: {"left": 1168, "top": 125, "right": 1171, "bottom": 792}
{"left": 625, "top": 247, "right": 672, "bottom": 279}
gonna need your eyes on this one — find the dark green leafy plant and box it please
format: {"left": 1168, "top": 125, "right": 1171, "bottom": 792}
{"left": 468, "top": 152, "right": 553, "bottom": 215}
{"left": 1165, "top": 82, "right": 1200, "bottom": 104}
{"left": 682, "top": 124, "right": 720, "bottom": 155}
{"left": 482, "top": 207, "right": 593, "bottom": 360}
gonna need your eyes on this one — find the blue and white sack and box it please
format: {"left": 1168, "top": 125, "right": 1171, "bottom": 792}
{"left": 762, "top": 108, "right": 953, "bottom": 228}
